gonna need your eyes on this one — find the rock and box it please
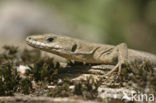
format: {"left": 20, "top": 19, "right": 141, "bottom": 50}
{"left": 0, "top": 96, "right": 99, "bottom": 103}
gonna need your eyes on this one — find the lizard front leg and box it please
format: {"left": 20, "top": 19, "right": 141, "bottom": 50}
{"left": 104, "top": 43, "right": 128, "bottom": 76}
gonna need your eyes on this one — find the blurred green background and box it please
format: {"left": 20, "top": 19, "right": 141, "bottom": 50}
{"left": 0, "top": 0, "right": 156, "bottom": 53}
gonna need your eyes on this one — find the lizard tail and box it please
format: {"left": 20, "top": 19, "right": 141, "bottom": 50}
{"left": 128, "top": 49, "right": 156, "bottom": 66}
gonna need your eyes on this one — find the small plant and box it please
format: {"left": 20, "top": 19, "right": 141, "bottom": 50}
{"left": 0, "top": 61, "right": 20, "bottom": 96}
{"left": 73, "top": 76, "right": 102, "bottom": 99}
{"left": 19, "top": 78, "right": 33, "bottom": 94}
{"left": 119, "top": 60, "right": 156, "bottom": 94}
{"left": 28, "top": 58, "right": 61, "bottom": 82}
{"left": 0, "top": 46, "right": 34, "bottom": 96}
{"left": 48, "top": 83, "right": 72, "bottom": 97}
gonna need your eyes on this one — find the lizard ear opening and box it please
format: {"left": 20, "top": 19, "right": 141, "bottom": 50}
{"left": 71, "top": 44, "right": 77, "bottom": 52}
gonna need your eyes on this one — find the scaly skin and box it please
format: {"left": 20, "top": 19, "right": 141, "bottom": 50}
{"left": 26, "top": 34, "right": 156, "bottom": 75}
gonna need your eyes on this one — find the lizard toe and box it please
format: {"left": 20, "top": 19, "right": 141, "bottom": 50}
{"left": 104, "top": 64, "right": 119, "bottom": 76}
{"left": 104, "top": 60, "right": 125, "bottom": 76}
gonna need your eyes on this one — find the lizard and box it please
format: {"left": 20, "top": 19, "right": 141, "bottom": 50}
{"left": 25, "top": 34, "right": 156, "bottom": 76}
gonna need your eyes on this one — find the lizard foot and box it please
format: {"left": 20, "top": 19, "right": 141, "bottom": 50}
{"left": 104, "top": 60, "right": 124, "bottom": 76}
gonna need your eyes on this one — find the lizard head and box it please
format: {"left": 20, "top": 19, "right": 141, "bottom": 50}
{"left": 26, "top": 34, "right": 96, "bottom": 61}
{"left": 26, "top": 34, "right": 76, "bottom": 52}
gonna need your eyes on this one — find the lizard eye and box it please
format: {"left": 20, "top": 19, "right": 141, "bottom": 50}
{"left": 47, "top": 37, "right": 54, "bottom": 42}
{"left": 71, "top": 44, "right": 77, "bottom": 52}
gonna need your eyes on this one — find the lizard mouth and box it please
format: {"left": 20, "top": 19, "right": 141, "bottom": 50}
{"left": 26, "top": 37, "right": 62, "bottom": 50}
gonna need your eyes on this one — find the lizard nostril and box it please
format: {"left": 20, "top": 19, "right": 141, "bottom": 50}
{"left": 71, "top": 44, "right": 77, "bottom": 52}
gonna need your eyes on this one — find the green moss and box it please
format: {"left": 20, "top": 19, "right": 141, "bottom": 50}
{"left": 0, "top": 46, "right": 34, "bottom": 96}
{"left": 0, "top": 61, "right": 20, "bottom": 96}
{"left": 73, "top": 76, "right": 102, "bottom": 99}
{"left": 28, "top": 58, "right": 61, "bottom": 82}
{"left": 119, "top": 60, "right": 156, "bottom": 94}
{"left": 48, "top": 83, "right": 72, "bottom": 97}
{"left": 46, "top": 76, "right": 102, "bottom": 99}
{"left": 20, "top": 78, "right": 33, "bottom": 94}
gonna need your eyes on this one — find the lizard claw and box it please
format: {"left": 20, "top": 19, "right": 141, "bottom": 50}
{"left": 104, "top": 60, "right": 124, "bottom": 76}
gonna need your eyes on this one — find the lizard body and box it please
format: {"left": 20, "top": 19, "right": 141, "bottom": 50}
{"left": 26, "top": 34, "right": 156, "bottom": 75}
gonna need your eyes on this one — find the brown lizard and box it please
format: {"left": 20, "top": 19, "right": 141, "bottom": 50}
{"left": 26, "top": 34, "right": 156, "bottom": 76}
